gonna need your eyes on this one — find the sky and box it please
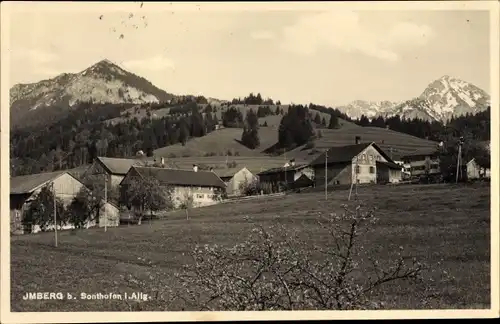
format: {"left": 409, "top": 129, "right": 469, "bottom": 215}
{"left": 5, "top": 2, "right": 492, "bottom": 107}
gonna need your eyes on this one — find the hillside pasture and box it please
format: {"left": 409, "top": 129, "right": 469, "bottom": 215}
{"left": 10, "top": 183, "right": 490, "bottom": 311}
{"left": 153, "top": 127, "right": 280, "bottom": 158}
{"left": 287, "top": 126, "right": 439, "bottom": 161}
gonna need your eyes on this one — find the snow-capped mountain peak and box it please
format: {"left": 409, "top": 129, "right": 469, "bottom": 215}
{"left": 337, "top": 76, "right": 490, "bottom": 122}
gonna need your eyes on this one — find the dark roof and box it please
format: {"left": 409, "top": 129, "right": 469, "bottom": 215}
{"left": 257, "top": 163, "right": 309, "bottom": 176}
{"left": 97, "top": 157, "right": 146, "bottom": 175}
{"left": 400, "top": 148, "right": 439, "bottom": 159}
{"left": 376, "top": 160, "right": 402, "bottom": 169}
{"left": 11, "top": 171, "right": 70, "bottom": 195}
{"left": 129, "top": 166, "right": 226, "bottom": 188}
{"left": 310, "top": 142, "right": 400, "bottom": 167}
{"left": 214, "top": 167, "right": 251, "bottom": 178}
{"left": 310, "top": 143, "right": 371, "bottom": 166}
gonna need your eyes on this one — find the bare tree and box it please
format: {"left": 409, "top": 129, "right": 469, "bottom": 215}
{"left": 169, "top": 203, "right": 428, "bottom": 311}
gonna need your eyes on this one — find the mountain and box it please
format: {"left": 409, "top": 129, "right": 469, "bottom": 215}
{"left": 10, "top": 59, "right": 174, "bottom": 128}
{"left": 336, "top": 100, "right": 399, "bottom": 120}
{"left": 337, "top": 76, "right": 490, "bottom": 123}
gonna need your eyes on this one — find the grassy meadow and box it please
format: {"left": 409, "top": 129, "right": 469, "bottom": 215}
{"left": 10, "top": 183, "right": 490, "bottom": 311}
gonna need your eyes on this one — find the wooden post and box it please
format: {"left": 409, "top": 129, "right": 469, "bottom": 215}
{"left": 52, "top": 182, "right": 58, "bottom": 247}
{"left": 456, "top": 143, "right": 462, "bottom": 183}
{"left": 104, "top": 176, "right": 107, "bottom": 232}
{"left": 324, "top": 149, "right": 328, "bottom": 200}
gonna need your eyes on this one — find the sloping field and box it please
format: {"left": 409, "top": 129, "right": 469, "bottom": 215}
{"left": 153, "top": 127, "right": 279, "bottom": 158}
{"left": 10, "top": 183, "right": 490, "bottom": 311}
{"left": 287, "top": 126, "right": 439, "bottom": 161}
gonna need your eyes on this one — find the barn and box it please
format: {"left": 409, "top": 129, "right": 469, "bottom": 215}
{"left": 10, "top": 170, "right": 120, "bottom": 234}
{"left": 215, "top": 167, "right": 257, "bottom": 197}
{"left": 84, "top": 157, "right": 146, "bottom": 189}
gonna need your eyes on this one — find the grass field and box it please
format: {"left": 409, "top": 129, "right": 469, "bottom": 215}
{"left": 10, "top": 183, "right": 490, "bottom": 311}
{"left": 107, "top": 102, "right": 435, "bottom": 164}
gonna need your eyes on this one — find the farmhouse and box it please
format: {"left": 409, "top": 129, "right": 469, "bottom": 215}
{"left": 10, "top": 171, "right": 119, "bottom": 234}
{"left": 467, "top": 158, "right": 491, "bottom": 180}
{"left": 258, "top": 160, "right": 314, "bottom": 191}
{"left": 310, "top": 138, "right": 402, "bottom": 186}
{"left": 400, "top": 148, "right": 441, "bottom": 179}
{"left": 84, "top": 156, "right": 146, "bottom": 189}
{"left": 214, "top": 167, "right": 257, "bottom": 197}
{"left": 120, "top": 165, "right": 227, "bottom": 210}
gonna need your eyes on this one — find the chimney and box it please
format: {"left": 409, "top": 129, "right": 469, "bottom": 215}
{"left": 193, "top": 164, "right": 198, "bottom": 172}
{"left": 355, "top": 136, "right": 361, "bottom": 145}
{"left": 290, "top": 159, "right": 295, "bottom": 167}
{"left": 161, "top": 157, "right": 165, "bottom": 167}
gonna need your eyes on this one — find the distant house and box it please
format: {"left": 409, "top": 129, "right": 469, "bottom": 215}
{"left": 400, "top": 148, "right": 441, "bottom": 179}
{"left": 84, "top": 156, "right": 147, "bottom": 188}
{"left": 120, "top": 165, "right": 227, "bottom": 210}
{"left": 467, "top": 158, "right": 491, "bottom": 180}
{"left": 214, "top": 167, "right": 257, "bottom": 197}
{"left": 258, "top": 160, "right": 314, "bottom": 192}
{"left": 10, "top": 171, "right": 118, "bottom": 234}
{"left": 291, "top": 174, "right": 314, "bottom": 190}
{"left": 310, "top": 138, "right": 402, "bottom": 186}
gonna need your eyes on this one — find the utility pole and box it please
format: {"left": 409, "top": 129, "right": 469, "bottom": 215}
{"left": 52, "top": 182, "right": 58, "bottom": 247}
{"left": 348, "top": 156, "right": 359, "bottom": 201}
{"left": 324, "top": 149, "right": 328, "bottom": 200}
{"left": 104, "top": 175, "right": 108, "bottom": 232}
{"left": 456, "top": 137, "right": 464, "bottom": 184}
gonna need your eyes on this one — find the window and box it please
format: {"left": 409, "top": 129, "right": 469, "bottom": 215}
{"left": 355, "top": 165, "right": 361, "bottom": 174}
{"left": 362, "top": 154, "right": 367, "bottom": 161}
{"left": 369, "top": 155, "right": 373, "bottom": 162}
{"left": 376, "top": 155, "right": 381, "bottom": 161}
{"left": 369, "top": 166, "right": 375, "bottom": 174}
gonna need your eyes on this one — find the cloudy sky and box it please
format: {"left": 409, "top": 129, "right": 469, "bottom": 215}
{"left": 5, "top": 2, "right": 493, "bottom": 106}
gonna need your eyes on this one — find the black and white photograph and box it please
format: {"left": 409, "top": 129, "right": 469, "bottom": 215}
{"left": 1, "top": 1, "right": 498, "bottom": 322}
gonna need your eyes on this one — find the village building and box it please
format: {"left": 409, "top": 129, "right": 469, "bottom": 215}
{"left": 467, "top": 158, "right": 491, "bottom": 180}
{"left": 310, "top": 138, "right": 402, "bottom": 186}
{"left": 119, "top": 165, "right": 227, "bottom": 210}
{"left": 214, "top": 167, "right": 258, "bottom": 197}
{"left": 258, "top": 160, "right": 315, "bottom": 192}
{"left": 400, "top": 148, "right": 441, "bottom": 179}
{"left": 10, "top": 171, "right": 119, "bottom": 234}
{"left": 84, "top": 156, "right": 147, "bottom": 189}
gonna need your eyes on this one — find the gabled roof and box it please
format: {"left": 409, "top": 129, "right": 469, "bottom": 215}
{"left": 292, "top": 174, "right": 314, "bottom": 188}
{"left": 11, "top": 171, "right": 75, "bottom": 195}
{"left": 400, "top": 148, "right": 439, "bottom": 160}
{"left": 214, "top": 167, "right": 252, "bottom": 179}
{"left": 96, "top": 157, "right": 146, "bottom": 175}
{"left": 376, "top": 160, "right": 402, "bottom": 170}
{"left": 257, "top": 163, "right": 309, "bottom": 176}
{"left": 125, "top": 166, "right": 226, "bottom": 188}
{"left": 310, "top": 142, "right": 401, "bottom": 167}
